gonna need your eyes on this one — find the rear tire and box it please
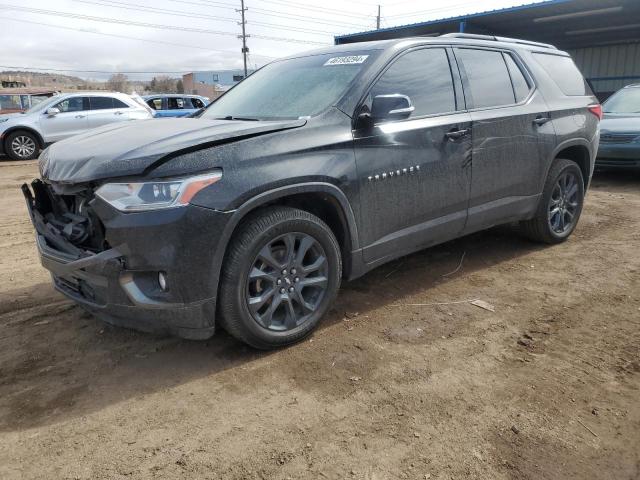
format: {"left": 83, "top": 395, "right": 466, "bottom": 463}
{"left": 219, "top": 206, "right": 342, "bottom": 349}
{"left": 520, "top": 158, "right": 585, "bottom": 244}
{"left": 5, "top": 130, "right": 40, "bottom": 160}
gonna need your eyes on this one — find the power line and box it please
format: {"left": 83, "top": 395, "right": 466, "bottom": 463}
{"left": 248, "top": 6, "right": 369, "bottom": 29}
{"left": 3, "top": 16, "right": 276, "bottom": 59}
{"left": 249, "top": 0, "right": 376, "bottom": 19}
{"left": 72, "top": 0, "right": 345, "bottom": 36}
{"left": 386, "top": 1, "right": 480, "bottom": 19}
{"left": 0, "top": 65, "right": 214, "bottom": 74}
{"left": 0, "top": 4, "right": 329, "bottom": 45}
{"left": 168, "top": 0, "right": 371, "bottom": 28}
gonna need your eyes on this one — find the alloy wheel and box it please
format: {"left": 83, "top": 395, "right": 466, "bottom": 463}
{"left": 548, "top": 171, "right": 580, "bottom": 234}
{"left": 246, "top": 232, "right": 328, "bottom": 331}
{"left": 11, "top": 136, "right": 36, "bottom": 159}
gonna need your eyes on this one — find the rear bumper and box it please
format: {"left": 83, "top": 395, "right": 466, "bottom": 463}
{"left": 596, "top": 143, "right": 640, "bottom": 168}
{"left": 23, "top": 182, "right": 232, "bottom": 340}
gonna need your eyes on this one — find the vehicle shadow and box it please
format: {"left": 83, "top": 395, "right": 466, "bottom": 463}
{"left": 0, "top": 224, "right": 552, "bottom": 432}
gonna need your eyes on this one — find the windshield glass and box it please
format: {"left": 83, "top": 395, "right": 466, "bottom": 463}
{"left": 25, "top": 95, "right": 60, "bottom": 114}
{"left": 603, "top": 87, "right": 640, "bottom": 113}
{"left": 201, "top": 52, "right": 375, "bottom": 120}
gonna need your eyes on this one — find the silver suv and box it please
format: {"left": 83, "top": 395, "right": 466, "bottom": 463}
{"left": 0, "top": 92, "right": 153, "bottom": 160}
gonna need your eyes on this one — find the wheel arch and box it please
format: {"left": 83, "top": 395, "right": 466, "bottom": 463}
{"left": 2, "top": 126, "right": 45, "bottom": 150}
{"left": 546, "top": 139, "right": 593, "bottom": 190}
{"left": 210, "top": 183, "right": 361, "bottom": 306}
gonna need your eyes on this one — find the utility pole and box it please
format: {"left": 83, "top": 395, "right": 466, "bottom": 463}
{"left": 376, "top": 4, "right": 381, "bottom": 29}
{"left": 237, "top": 0, "right": 249, "bottom": 77}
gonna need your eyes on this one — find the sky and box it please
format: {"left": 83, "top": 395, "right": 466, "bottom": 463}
{"left": 0, "top": 0, "right": 547, "bottom": 80}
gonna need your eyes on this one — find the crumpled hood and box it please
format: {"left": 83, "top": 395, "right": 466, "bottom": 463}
{"left": 41, "top": 117, "right": 306, "bottom": 183}
{"left": 600, "top": 114, "right": 640, "bottom": 133}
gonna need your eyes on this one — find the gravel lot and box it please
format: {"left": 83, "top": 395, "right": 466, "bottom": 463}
{"left": 0, "top": 159, "right": 638, "bottom": 480}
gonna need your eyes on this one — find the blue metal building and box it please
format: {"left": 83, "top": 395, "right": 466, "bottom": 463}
{"left": 335, "top": 0, "right": 640, "bottom": 100}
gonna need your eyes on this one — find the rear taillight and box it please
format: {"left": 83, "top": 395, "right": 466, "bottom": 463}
{"left": 588, "top": 104, "right": 603, "bottom": 120}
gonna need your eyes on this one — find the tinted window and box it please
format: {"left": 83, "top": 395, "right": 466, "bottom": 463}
{"left": 456, "top": 48, "right": 514, "bottom": 108}
{"left": 532, "top": 53, "right": 589, "bottom": 96}
{"left": 191, "top": 98, "right": 205, "bottom": 109}
{"left": 504, "top": 54, "right": 531, "bottom": 102}
{"left": 0, "top": 95, "right": 21, "bottom": 110}
{"left": 168, "top": 97, "right": 186, "bottom": 109}
{"left": 89, "top": 97, "right": 114, "bottom": 110}
{"left": 113, "top": 98, "right": 129, "bottom": 108}
{"left": 370, "top": 48, "right": 456, "bottom": 117}
{"left": 146, "top": 98, "right": 162, "bottom": 110}
{"left": 54, "top": 97, "right": 87, "bottom": 112}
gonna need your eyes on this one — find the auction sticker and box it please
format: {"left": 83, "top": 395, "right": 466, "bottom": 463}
{"left": 324, "top": 55, "right": 369, "bottom": 66}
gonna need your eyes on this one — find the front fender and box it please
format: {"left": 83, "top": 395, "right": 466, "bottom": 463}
{"left": 201, "top": 182, "right": 362, "bottom": 313}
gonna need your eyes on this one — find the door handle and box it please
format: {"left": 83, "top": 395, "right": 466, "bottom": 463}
{"left": 114, "top": 111, "right": 124, "bottom": 115}
{"left": 75, "top": 114, "right": 85, "bottom": 119}
{"left": 445, "top": 128, "right": 470, "bottom": 140}
{"left": 533, "top": 116, "right": 550, "bottom": 126}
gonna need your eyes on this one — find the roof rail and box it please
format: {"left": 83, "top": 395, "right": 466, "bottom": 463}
{"left": 441, "top": 33, "right": 557, "bottom": 50}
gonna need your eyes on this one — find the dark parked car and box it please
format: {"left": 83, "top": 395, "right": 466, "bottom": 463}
{"left": 22, "top": 34, "right": 600, "bottom": 349}
{"left": 596, "top": 84, "right": 640, "bottom": 169}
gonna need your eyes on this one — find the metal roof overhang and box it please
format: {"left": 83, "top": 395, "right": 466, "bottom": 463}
{"left": 335, "top": 0, "right": 640, "bottom": 50}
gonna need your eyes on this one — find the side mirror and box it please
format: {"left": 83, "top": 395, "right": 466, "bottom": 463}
{"left": 371, "top": 94, "right": 414, "bottom": 122}
{"left": 46, "top": 107, "right": 60, "bottom": 116}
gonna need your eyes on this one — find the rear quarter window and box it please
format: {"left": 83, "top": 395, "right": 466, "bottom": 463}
{"left": 532, "top": 53, "right": 590, "bottom": 96}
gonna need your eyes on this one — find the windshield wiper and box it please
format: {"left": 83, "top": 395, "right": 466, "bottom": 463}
{"left": 215, "top": 115, "right": 259, "bottom": 121}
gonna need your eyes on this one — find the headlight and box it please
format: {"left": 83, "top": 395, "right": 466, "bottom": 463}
{"left": 95, "top": 171, "right": 222, "bottom": 212}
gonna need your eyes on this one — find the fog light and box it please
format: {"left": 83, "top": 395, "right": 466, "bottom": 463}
{"left": 158, "top": 271, "right": 168, "bottom": 291}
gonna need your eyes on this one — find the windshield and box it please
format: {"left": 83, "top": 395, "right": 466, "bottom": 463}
{"left": 201, "top": 52, "right": 375, "bottom": 120}
{"left": 24, "top": 95, "right": 60, "bottom": 114}
{"left": 603, "top": 87, "right": 640, "bottom": 114}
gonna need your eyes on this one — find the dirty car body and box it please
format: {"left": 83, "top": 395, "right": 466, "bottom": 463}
{"left": 23, "top": 35, "right": 600, "bottom": 344}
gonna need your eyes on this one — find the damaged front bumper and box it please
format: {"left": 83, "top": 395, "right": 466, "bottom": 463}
{"left": 22, "top": 181, "right": 230, "bottom": 340}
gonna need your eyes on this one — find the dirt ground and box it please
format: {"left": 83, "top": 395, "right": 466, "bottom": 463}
{"left": 0, "top": 158, "right": 638, "bottom": 480}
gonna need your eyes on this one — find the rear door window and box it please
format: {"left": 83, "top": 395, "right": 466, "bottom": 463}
{"left": 370, "top": 47, "right": 456, "bottom": 117}
{"left": 89, "top": 97, "right": 115, "bottom": 110}
{"left": 455, "top": 48, "right": 515, "bottom": 109}
{"left": 168, "top": 97, "right": 186, "bottom": 110}
{"left": 532, "top": 53, "right": 590, "bottom": 96}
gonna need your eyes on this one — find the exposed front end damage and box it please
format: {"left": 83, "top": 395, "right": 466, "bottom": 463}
{"left": 22, "top": 178, "right": 231, "bottom": 340}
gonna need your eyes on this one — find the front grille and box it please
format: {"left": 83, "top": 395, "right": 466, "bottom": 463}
{"left": 31, "top": 179, "right": 107, "bottom": 253}
{"left": 600, "top": 133, "right": 640, "bottom": 144}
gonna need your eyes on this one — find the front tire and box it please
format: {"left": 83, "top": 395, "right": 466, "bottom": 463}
{"left": 219, "top": 206, "right": 342, "bottom": 349}
{"left": 5, "top": 130, "right": 40, "bottom": 160}
{"left": 520, "top": 158, "right": 585, "bottom": 244}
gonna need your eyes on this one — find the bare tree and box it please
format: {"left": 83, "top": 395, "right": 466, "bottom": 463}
{"left": 107, "top": 73, "right": 129, "bottom": 93}
{"left": 150, "top": 75, "right": 178, "bottom": 93}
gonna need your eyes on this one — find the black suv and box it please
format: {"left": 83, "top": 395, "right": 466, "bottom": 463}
{"left": 23, "top": 34, "right": 601, "bottom": 349}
